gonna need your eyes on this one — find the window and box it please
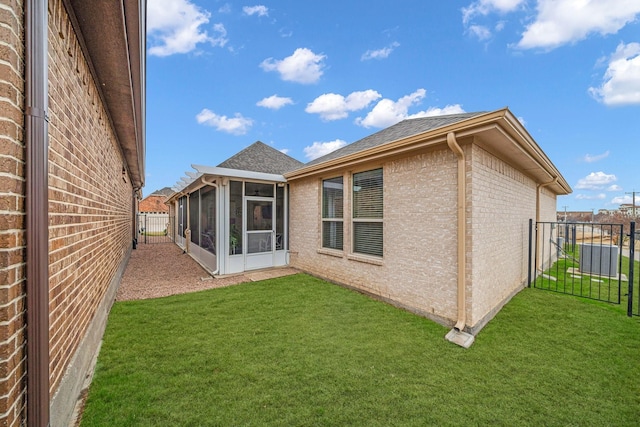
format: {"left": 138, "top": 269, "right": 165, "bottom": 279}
{"left": 352, "top": 168, "right": 383, "bottom": 257}
{"left": 322, "top": 177, "right": 344, "bottom": 250}
{"left": 200, "top": 186, "right": 216, "bottom": 254}
{"left": 189, "top": 190, "right": 200, "bottom": 246}
{"left": 229, "top": 181, "right": 243, "bottom": 254}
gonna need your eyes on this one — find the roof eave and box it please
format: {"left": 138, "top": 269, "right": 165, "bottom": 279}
{"left": 64, "top": 0, "right": 146, "bottom": 189}
{"left": 285, "top": 108, "right": 571, "bottom": 196}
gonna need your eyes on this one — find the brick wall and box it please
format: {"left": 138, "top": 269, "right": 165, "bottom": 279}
{"left": 466, "top": 144, "right": 539, "bottom": 330}
{"left": 289, "top": 148, "right": 460, "bottom": 325}
{"left": 1, "top": 1, "right": 137, "bottom": 425}
{"left": 47, "top": 0, "right": 133, "bottom": 398}
{"left": 290, "top": 142, "right": 558, "bottom": 333}
{"left": 0, "top": 0, "right": 26, "bottom": 425}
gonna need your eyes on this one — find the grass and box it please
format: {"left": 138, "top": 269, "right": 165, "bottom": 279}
{"left": 534, "top": 244, "right": 640, "bottom": 312}
{"left": 81, "top": 274, "right": 640, "bottom": 426}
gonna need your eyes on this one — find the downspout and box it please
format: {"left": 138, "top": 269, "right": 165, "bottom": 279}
{"left": 446, "top": 132, "right": 468, "bottom": 334}
{"left": 25, "top": 0, "right": 50, "bottom": 426}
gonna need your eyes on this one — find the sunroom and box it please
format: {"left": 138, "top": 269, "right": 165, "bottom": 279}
{"left": 166, "top": 142, "right": 303, "bottom": 275}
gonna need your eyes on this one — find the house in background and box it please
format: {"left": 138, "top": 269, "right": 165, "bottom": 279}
{"left": 0, "top": 1, "right": 145, "bottom": 426}
{"left": 138, "top": 189, "right": 171, "bottom": 236}
{"left": 169, "top": 108, "right": 571, "bottom": 347}
{"left": 166, "top": 141, "right": 303, "bottom": 275}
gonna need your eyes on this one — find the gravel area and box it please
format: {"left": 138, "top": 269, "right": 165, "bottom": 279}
{"left": 116, "top": 243, "right": 298, "bottom": 301}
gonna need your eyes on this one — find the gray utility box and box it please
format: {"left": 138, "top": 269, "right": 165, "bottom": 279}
{"left": 579, "top": 243, "right": 618, "bottom": 277}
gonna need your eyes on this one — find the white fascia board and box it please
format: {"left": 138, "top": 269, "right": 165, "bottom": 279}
{"left": 191, "top": 164, "right": 287, "bottom": 182}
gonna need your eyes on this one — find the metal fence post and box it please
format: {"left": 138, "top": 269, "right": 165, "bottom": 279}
{"left": 628, "top": 221, "right": 635, "bottom": 317}
{"left": 528, "top": 218, "right": 533, "bottom": 287}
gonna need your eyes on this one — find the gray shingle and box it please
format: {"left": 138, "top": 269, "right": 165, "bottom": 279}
{"left": 305, "top": 112, "right": 486, "bottom": 166}
{"left": 218, "top": 141, "right": 304, "bottom": 174}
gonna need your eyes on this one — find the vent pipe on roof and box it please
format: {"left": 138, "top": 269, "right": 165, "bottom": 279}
{"left": 444, "top": 132, "right": 475, "bottom": 348}
{"left": 25, "top": 0, "right": 51, "bottom": 425}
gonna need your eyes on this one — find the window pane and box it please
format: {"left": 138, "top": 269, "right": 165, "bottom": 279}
{"left": 353, "top": 222, "right": 383, "bottom": 257}
{"left": 353, "top": 169, "right": 382, "bottom": 219}
{"left": 322, "top": 177, "right": 343, "bottom": 219}
{"left": 189, "top": 190, "right": 200, "bottom": 246}
{"left": 200, "top": 186, "right": 216, "bottom": 254}
{"left": 322, "top": 221, "right": 343, "bottom": 250}
{"left": 245, "top": 182, "right": 274, "bottom": 197}
{"left": 276, "top": 186, "right": 285, "bottom": 250}
{"left": 229, "top": 181, "right": 243, "bottom": 254}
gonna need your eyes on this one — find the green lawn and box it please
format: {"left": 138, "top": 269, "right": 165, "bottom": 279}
{"left": 534, "top": 245, "right": 639, "bottom": 311}
{"left": 81, "top": 274, "right": 640, "bottom": 426}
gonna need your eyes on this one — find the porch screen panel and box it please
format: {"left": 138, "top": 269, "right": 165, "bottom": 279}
{"left": 189, "top": 190, "right": 200, "bottom": 246}
{"left": 178, "top": 196, "right": 186, "bottom": 238}
{"left": 322, "top": 177, "right": 343, "bottom": 250}
{"left": 352, "top": 169, "right": 383, "bottom": 257}
{"left": 200, "top": 186, "right": 216, "bottom": 254}
{"left": 229, "top": 180, "right": 243, "bottom": 255}
{"left": 276, "top": 185, "right": 285, "bottom": 250}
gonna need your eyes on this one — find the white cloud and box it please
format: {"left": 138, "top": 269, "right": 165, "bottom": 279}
{"left": 303, "top": 140, "right": 348, "bottom": 160}
{"left": 462, "top": 0, "right": 526, "bottom": 25}
{"left": 196, "top": 109, "right": 253, "bottom": 135}
{"left": 575, "top": 171, "right": 617, "bottom": 190}
{"left": 147, "top": 0, "right": 227, "bottom": 57}
{"left": 305, "top": 90, "right": 382, "bottom": 121}
{"left": 260, "top": 48, "right": 327, "bottom": 84}
{"left": 607, "top": 184, "right": 622, "bottom": 192}
{"left": 516, "top": 1, "right": 640, "bottom": 50}
{"left": 611, "top": 195, "right": 633, "bottom": 205}
{"left": 407, "top": 104, "right": 467, "bottom": 119}
{"left": 243, "top": 5, "right": 268, "bottom": 16}
{"left": 583, "top": 150, "right": 610, "bottom": 163}
{"left": 589, "top": 42, "right": 640, "bottom": 106}
{"left": 256, "top": 95, "right": 294, "bottom": 110}
{"left": 218, "top": 4, "right": 232, "bottom": 13}
{"left": 361, "top": 42, "right": 400, "bottom": 61}
{"left": 279, "top": 148, "right": 290, "bottom": 155}
{"left": 467, "top": 25, "right": 492, "bottom": 41}
{"left": 575, "top": 193, "right": 606, "bottom": 200}
{"left": 355, "top": 89, "right": 465, "bottom": 128}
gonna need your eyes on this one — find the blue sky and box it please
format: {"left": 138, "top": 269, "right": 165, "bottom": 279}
{"left": 145, "top": 0, "right": 640, "bottom": 212}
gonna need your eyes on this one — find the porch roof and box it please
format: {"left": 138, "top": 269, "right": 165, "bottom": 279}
{"left": 167, "top": 165, "right": 287, "bottom": 200}
{"left": 167, "top": 141, "right": 300, "bottom": 199}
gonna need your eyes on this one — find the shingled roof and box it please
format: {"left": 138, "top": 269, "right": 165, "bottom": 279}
{"left": 306, "top": 112, "right": 485, "bottom": 166}
{"left": 218, "top": 141, "right": 304, "bottom": 174}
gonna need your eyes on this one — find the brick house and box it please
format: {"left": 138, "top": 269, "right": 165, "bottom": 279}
{"left": 138, "top": 191, "right": 170, "bottom": 236}
{"left": 0, "top": 1, "right": 145, "bottom": 426}
{"left": 168, "top": 109, "right": 570, "bottom": 347}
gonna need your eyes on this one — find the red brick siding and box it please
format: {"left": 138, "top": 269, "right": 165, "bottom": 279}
{"left": 0, "top": 0, "right": 26, "bottom": 425}
{"left": 46, "top": 0, "right": 134, "bottom": 397}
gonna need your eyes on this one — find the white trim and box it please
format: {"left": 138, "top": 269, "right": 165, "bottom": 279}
{"left": 192, "top": 164, "right": 287, "bottom": 183}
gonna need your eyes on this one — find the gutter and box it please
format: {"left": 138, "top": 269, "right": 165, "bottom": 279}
{"left": 444, "top": 132, "right": 474, "bottom": 348}
{"left": 25, "top": 0, "right": 51, "bottom": 425}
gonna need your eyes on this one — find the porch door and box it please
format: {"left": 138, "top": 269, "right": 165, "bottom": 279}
{"left": 245, "top": 197, "right": 275, "bottom": 270}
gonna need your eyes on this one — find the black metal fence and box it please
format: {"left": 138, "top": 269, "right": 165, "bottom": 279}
{"left": 137, "top": 214, "right": 174, "bottom": 244}
{"left": 628, "top": 222, "right": 639, "bottom": 317}
{"left": 529, "top": 220, "right": 626, "bottom": 305}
